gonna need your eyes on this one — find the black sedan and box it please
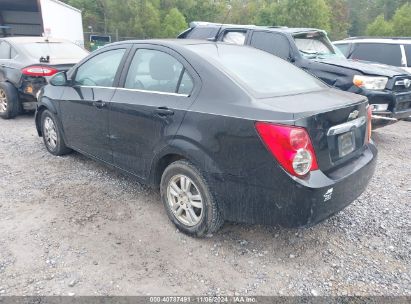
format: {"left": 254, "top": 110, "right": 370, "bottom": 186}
{"left": 35, "top": 40, "right": 377, "bottom": 237}
{"left": 0, "top": 37, "right": 88, "bottom": 119}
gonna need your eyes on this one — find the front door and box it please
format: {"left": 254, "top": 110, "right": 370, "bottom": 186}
{"left": 60, "top": 48, "right": 127, "bottom": 163}
{"left": 109, "top": 46, "right": 198, "bottom": 179}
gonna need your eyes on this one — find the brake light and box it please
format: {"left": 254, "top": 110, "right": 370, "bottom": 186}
{"left": 22, "top": 66, "right": 58, "bottom": 77}
{"left": 366, "top": 105, "right": 373, "bottom": 143}
{"left": 255, "top": 123, "right": 319, "bottom": 177}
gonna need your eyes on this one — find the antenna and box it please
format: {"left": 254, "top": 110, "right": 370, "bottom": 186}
{"left": 212, "top": 5, "right": 232, "bottom": 42}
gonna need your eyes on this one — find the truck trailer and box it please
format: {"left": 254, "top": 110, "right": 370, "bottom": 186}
{"left": 0, "top": 0, "right": 84, "bottom": 47}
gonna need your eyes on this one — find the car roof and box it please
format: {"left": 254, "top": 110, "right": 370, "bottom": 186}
{"left": 0, "top": 36, "right": 73, "bottom": 44}
{"left": 334, "top": 38, "right": 411, "bottom": 44}
{"left": 188, "top": 21, "right": 324, "bottom": 35}
{"left": 109, "top": 38, "right": 217, "bottom": 48}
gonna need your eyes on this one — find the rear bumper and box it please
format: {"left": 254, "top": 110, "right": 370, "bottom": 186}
{"left": 279, "top": 143, "right": 377, "bottom": 227}
{"left": 211, "top": 143, "right": 377, "bottom": 227}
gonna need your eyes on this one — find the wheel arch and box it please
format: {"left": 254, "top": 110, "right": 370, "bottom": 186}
{"left": 149, "top": 139, "right": 223, "bottom": 187}
{"left": 35, "top": 98, "right": 58, "bottom": 136}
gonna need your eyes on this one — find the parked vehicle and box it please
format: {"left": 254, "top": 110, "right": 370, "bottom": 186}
{"left": 35, "top": 40, "right": 377, "bottom": 237}
{"left": 333, "top": 37, "right": 411, "bottom": 74}
{"left": 179, "top": 22, "right": 411, "bottom": 126}
{"left": 0, "top": 37, "right": 88, "bottom": 119}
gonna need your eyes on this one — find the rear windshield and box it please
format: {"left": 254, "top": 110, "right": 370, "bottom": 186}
{"left": 20, "top": 42, "right": 88, "bottom": 60}
{"left": 187, "top": 44, "right": 325, "bottom": 98}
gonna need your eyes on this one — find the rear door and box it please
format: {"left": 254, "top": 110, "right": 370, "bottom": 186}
{"left": 60, "top": 46, "right": 129, "bottom": 163}
{"left": 109, "top": 45, "right": 199, "bottom": 179}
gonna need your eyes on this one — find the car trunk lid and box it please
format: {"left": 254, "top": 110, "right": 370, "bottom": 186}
{"left": 258, "top": 88, "right": 369, "bottom": 173}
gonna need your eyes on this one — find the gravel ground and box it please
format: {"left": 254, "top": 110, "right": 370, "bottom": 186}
{"left": 0, "top": 114, "right": 410, "bottom": 297}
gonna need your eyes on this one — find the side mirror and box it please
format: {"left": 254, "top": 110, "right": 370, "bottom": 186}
{"left": 50, "top": 71, "right": 68, "bottom": 86}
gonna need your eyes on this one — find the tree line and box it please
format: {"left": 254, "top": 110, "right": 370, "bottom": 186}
{"left": 63, "top": 0, "right": 411, "bottom": 42}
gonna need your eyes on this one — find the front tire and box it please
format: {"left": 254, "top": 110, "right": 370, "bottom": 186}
{"left": 41, "top": 110, "right": 71, "bottom": 156}
{"left": 160, "top": 160, "right": 224, "bottom": 237}
{"left": 0, "top": 82, "right": 20, "bottom": 119}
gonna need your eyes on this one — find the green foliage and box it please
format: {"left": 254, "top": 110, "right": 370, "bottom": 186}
{"left": 275, "top": 0, "right": 331, "bottom": 32}
{"left": 366, "top": 15, "right": 393, "bottom": 36}
{"left": 392, "top": 3, "right": 411, "bottom": 36}
{"left": 161, "top": 8, "right": 188, "bottom": 38}
{"left": 63, "top": 0, "right": 411, "bottom": 42}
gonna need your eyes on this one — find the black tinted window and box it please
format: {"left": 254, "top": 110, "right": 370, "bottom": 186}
{"left": 404, "top": 45, "right": 411, "bottom": 67}
{"left": 75, "top": 49, "right": 125, "bottom": 87}
{"left": 250, "top": 32, "right": 290, "bottom": 59}
{"left": 125, "top": 49, "right": 190, "bottom": 94}
{"left": 335, "top": 43, "right": 350, "bottom": 57}
{"left": 0, "top": 42, "right": 11, "bottom": 59}
{"left": 351, "top": 43, "right": 402, "bottom": 66}
{"left": 188, "top": 27, "right": 219, "bottom": 39}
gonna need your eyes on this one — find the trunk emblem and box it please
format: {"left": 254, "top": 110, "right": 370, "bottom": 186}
{"left": 324, "top": 188, "right": 334, "bottom": 202}
{"left": 348, "top": 110, "right": 359, "bottom": 121}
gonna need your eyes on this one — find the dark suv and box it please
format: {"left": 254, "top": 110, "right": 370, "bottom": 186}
{"left": 178, "top": 22, "right": 411, "bottom": 126}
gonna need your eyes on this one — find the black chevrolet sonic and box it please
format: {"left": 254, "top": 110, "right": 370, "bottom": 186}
{"left": 35, "top": 40, "right": 377, "bottom": 237}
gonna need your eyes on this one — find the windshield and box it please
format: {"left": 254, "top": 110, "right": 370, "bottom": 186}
{"left": 20, "top": 42, "right": 89, "bottom": 61}
{"left": 294, "top": 32, "right": 345, "bottom": 59}
{"left": 187, "top": 44, "right": 326, "bottom": 98}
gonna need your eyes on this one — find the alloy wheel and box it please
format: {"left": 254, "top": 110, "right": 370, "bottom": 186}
{"left": 0, "top": 89, "right": 7, "bottom": 113}
{"left": 167, "top": 174, "right": 204, "bottom": 226}
{"left": 43, "top": 117, "right": 58, "bottom": 150}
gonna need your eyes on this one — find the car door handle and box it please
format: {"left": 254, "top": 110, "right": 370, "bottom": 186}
{"left": 154, "top": 107, "right": 174, "bottom": 117}
{"left": 93, "top": 100, "right": 106, "bottom": 109}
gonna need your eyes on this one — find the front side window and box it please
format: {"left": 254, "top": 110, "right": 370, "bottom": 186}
{"left": 75, "top": 49, "right": 126, "bottom": 87}
{"left": 334, "top": 43, "right": 351, "bottom": 57}
{"left": 0, "top": 42, "right": 11, "bottom": 59}
{"left": 222, "top": 31, "right": 246, "bottom": 45}
{"left": 403, "top": 44, "right": 411, "bottom": 67}
{"left": 187, "top": 44, "right": 325, "bottom": 98}
{"left": 250, "top": 31, "right": 290, "bottom": 59}
{"left": 351, "top": 43, "right": 402, "bottom": 66}
{"left": 125, "top": 49, "right": 192, "bottom": 95}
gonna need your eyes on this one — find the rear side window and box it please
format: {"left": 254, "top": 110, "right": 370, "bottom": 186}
{"left": 0, "top": 42, "right": 11, "bottom": 59}
{"left": 75, "top": 49, "right": 126, "bottom": 87}
{"left": 334, "top": 43, "right": 351, "bottom": 57}
{"left": 222, "top": 31, "right": 246, "bottom": 45}
{"left": 351, "top": 43, "right": 402, "bottom": 66}
{"left": 125, "top": 49, "right": 193, "bottom": 95}
{"left": 250, "top": 31, "right": 290, "bottom": 60}
{"left": 404, "top": 45, "right": 411, "bottom": 67}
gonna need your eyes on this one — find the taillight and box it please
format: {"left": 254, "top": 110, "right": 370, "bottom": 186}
{"left": 255, "top": 123, "right": 319, "bottom": 177}
{"left": 366, "top": 105, "right": 373, "bottom": 143}
{"left": 21, "top": 66, "right": 58, "bottom": 77}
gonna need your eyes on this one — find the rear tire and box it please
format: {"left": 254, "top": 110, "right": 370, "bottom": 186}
{"left": 0, "top": 82, "right": 20, "bottom": 119}
{"left": 160, "top": 160, "right": 224, "bottom": 237}
{"left": 40, "top": 110, "right": 71, "bottom": 156}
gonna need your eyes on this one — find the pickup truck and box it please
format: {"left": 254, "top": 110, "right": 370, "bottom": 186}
{"left": 178, "top": 22, "right": 411, "bottom": 127}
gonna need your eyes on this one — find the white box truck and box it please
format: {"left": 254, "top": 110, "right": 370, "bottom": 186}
{"left": 0, "top": 0, "right": 84, "bottom": 47}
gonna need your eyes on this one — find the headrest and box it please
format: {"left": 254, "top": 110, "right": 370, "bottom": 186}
{"left": 149, "top": 52, "right": 176, "bottom": 81}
